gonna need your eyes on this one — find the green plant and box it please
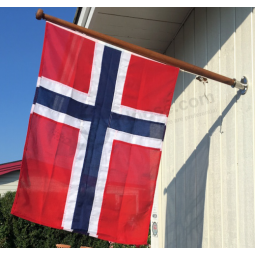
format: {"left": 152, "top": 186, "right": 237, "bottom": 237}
{"left": 111, "top": 227, "right": 151, "bottom": 248}
{"left": 0, "top": 191, "right": 150, "bottom": 248}
{"left": 0, "top": 191, "right": 16, "bottom": 247}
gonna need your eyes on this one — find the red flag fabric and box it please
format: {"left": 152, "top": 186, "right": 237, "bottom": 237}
{"left": 11, "top": 22, "right": 179, "bottom": 245}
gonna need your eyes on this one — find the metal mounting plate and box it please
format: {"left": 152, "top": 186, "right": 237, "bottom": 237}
{"left": 240, "top": 76, "right": 248, "bottom": 95}
{"left": 232, "top": 76, "right": 248, "bottom": 95}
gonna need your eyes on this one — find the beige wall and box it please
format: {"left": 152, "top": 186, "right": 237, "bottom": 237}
{"left": 0, "top": 171, "right": 19, "bottom": 197}
{"left": 152, "top": 7, "right": 255, "bottom": 248}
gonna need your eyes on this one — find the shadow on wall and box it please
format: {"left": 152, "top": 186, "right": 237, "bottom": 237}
{"left": 161, "top": 7, "right": 252, "bottom": 248}
{"left": 164, "top": 89, "right": 242, "bottom": 247}
{"left": 169, "top": 7, "right": 251, "bottom": 105}
{"left": 0, "top": 171, "right": 20, "bottom": 186}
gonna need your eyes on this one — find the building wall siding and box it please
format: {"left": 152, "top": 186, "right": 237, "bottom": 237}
{"left": 0, "top": 171, "right": 19, "bottom": 197}
{"left": 153, "top": 7, "right": 255, "bottom": 248}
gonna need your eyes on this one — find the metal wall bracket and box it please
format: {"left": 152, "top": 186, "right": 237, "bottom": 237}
{"left": 196, "top": 76, "right": 208, "bottom": 83}
{"left": 196, "top": 75, "right": 248, "bottom": 95}
{"left": 232, "top": 76, "right": 248, "bottom": 95}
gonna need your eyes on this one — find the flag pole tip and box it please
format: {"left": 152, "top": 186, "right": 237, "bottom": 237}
{"left": 36, "top": 9, "right": 44, "bottom": 20}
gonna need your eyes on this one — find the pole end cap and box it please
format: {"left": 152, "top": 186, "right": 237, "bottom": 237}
{"left": 36, "top": 9, "right": 44, "bottom": 20}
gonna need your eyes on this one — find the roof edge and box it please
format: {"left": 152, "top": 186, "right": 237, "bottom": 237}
{"left": 73, "top": 7, "right": 82, "bottom": 24}
{"left": 0, "top": 160, "right": 21, "bottom": 176}
{"left": 0, "top": 159, "right": 22, "bottom": 166}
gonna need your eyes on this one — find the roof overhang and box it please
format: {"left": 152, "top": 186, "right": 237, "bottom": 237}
{"left": 75, "top": 7, "right": 193, "bottom": 54}
{"left": 0, "top": 160, "right": 21, "bottom": 176}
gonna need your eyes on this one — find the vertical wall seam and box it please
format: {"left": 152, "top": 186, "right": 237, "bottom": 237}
{"left": 174, "top": 39, "right": 177, "bottom": 249}
{"left": 173, "top": 38, "right": 177, "bottom": 249}
{"left": 251, "top": 7, "right": 255, "bottom": 248}
{"left": 174, "top": 38, "right": 177, "bottom": 248}
{"left": 205, "top": 7, "right": 209, "bottom": 248}
{"left": 234, "top": 7, "right": 239, "bottom": 248}
{"left": 183, "top": 22, "right": 187, "bottom": 247}
{"left": 183, "top": 18, "right": 187, "bottom": 248}
{"left": 174, "top": 36, "right": 177, "bottom": 248}
{"left": 219, "top": 7, "right": 224, "bottom": 248}
{"left": 193, "top": 8, "right": 198, "bottom": 248}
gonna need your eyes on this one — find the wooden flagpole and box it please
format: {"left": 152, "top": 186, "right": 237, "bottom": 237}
{"left": 35, "top": 9, "right": 248, "bottom": 93}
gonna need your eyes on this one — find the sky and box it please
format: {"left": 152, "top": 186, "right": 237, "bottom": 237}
{"left": 0, "top": 7, "right": 77, "bottom": 164}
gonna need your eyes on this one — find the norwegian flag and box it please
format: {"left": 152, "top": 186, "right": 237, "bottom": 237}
{"left": 11, "top": 22, "right": 179, "bottom": 245}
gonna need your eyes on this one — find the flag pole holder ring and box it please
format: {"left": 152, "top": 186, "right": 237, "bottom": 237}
{"left": 232, "top": 76, "right": 248, "bottom": 95}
